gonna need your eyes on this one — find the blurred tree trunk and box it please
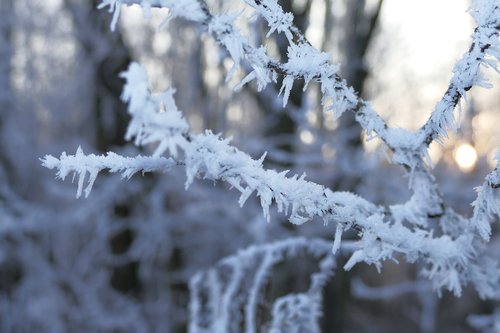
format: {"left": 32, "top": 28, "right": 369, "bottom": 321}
{"left": 64, "top": 0, "right": 141, "bottom": 301}
{"left": 332, "top": 0, "right": 384, "bottom": 191}
{"left": 322, "top": 2, "right": 384, "bottom": 333}
{"left": 64, "top": 0, "right": 132, "bottom": 152}
{"left": 251, "top": 0, "right": 311, "bottom": 165}
{"left": 342, "top": 0, "right": 384, "bottom": 93}
{"left": 0, "top": 0, "right": 15, "bottom": 187}
{"left": 0, "top": 1, "right": 13, "bottom": 116}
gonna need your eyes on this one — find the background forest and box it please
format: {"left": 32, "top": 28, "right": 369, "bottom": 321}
{"left": 1, "top": 0, "right": 500, "bottom": 332}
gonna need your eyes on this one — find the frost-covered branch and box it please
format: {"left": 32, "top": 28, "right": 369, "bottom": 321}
{"left": 43, "top": 62, "right": 500, "bottom": 298}
{"left": 42, "top": 147, "right": 175, "bottom": 198}
{"left": 98, "top": 0, "right": 499, "bottom": 155}
{"left": 188, "top": 237, "right": 334, "bottom": 333}
{"left": 418, "top": 0, "right": 500, "bottom": 147}
{"left": 98, "top": 0, "right": 360, "bottom": 116}
{"left": 469, "top": 311, "right": 500, "bottom": 333}
{"left": 96, "top": 0, "right": 500, "bottom": 237}
{"left": 471, "top": 161, "right": 500, "bottom": 240}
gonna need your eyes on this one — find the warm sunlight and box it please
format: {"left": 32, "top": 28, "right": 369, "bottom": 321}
{"left": 454, "top": 143, "right": 478, "bottom": 172}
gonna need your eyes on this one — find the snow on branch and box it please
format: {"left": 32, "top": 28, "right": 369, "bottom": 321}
{"left": 188, "top": 237, "right": 334, "bottom": 333}
{"left": 471, "top": 158, "right": 500, "bottom": 241}
{"left": 418, "top": 0, "right": 500, "bottom": 147}
{"left": 41, "top": 61, "right": 187, "bottom": 199}
{"left": 97, "top": 0, "right": 359, "bottom": 118}
{"left": 41, "top": 147, "right": 175, "bottom": 198}
{"left": 97, "top": 0, "right": 208, "bottom": 31}
{"left": 97, "top": 0, "right": 499, "bottom": 162}
{"left": 94, "top": 1, "right": 499, "bottom": 241}
{"left": 43, "top": 62, "right": 500, "bottom": 298}
{"left": 119, "top": 62, "right": 190, "bottom": 158}
{"left": 469, "top": 310, "right": 500, "bottom": 333}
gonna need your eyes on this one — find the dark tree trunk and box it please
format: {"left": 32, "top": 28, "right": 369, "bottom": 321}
{"left": 253, "top": 0, "right": 312, "bottom": 164}
{"left": 333, "top": 0, "right": 384, "bottom": 191}
{"left": 0, "top": 0, "right": 15, "bottom": 185}
{"left": 65, "top": 0, "right": 132, "bottom": 152}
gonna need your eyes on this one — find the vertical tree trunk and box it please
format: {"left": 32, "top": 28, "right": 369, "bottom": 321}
{"left": 333, "top": 0, "right": 384, "bottom": 191}
{"left": 64, "top": 0, "right": 141, "bottom": 306}
{"left": 251, "top": 0, "right": 311, "bottom": 165}
{"left": 323, "top": 2, "right": 384, "bottom": 332}
{"left": 0, "top": 0, "right": 15, "bottom": 186}
{"left": 0, "top": 1, "right": 13, "bottom": 112}
{"left": 65, "top": 0, "right": 132, "bottom": 152}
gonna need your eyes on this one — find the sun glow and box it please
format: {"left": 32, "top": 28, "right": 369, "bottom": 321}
{"left": 454, "top": 143, "right": 478, "bottom": 172}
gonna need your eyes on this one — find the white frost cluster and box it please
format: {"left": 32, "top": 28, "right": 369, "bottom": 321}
{"left": 120, "top": 63, "right": 189, "bottom": 157}
{"left": 42, "top": 147, "right": 174, "bottom": 198}
{"left": 98, "top": 0, "right": 207, "bottom": 31}
{"left": 246, "top": 0, "right": 295, "bottom": 40}
{"left": 208, "top": 12, "right": 245, "bottom": 82}
{"left": 280, "top": 43, "right": 338, "bottom": 106}
{"left": 471, "top": 165, "right": 500, "bottom": 241}
{"left": 269, "top": 293, "right": 321, "bottom": 333}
